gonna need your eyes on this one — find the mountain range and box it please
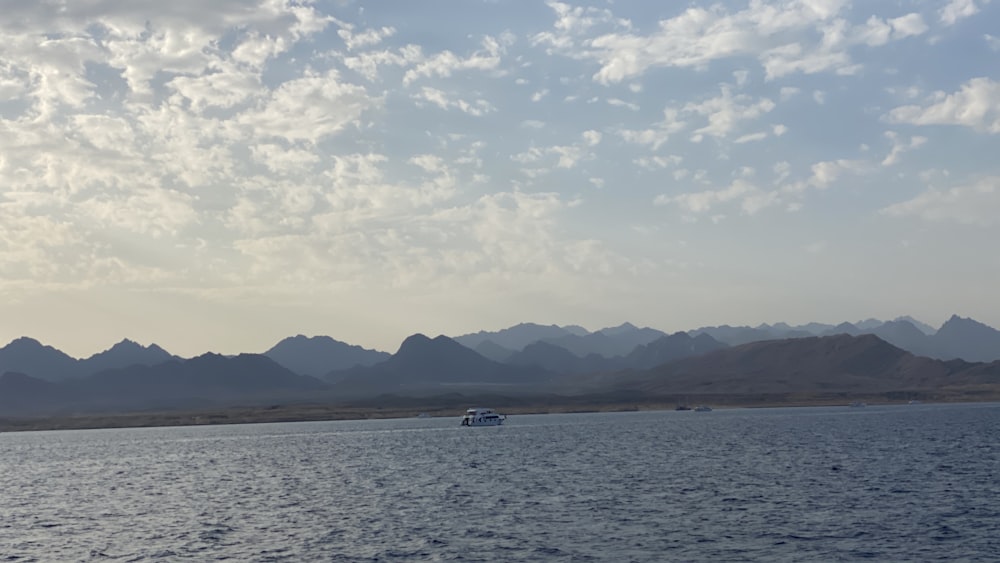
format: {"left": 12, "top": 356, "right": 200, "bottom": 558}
{"left": 1, "top": 315, "right": 999, "bottom": 418}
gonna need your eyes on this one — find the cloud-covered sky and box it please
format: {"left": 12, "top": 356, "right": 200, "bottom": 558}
{"left": 2, "top": 0, "right": 998, "bottom": 357}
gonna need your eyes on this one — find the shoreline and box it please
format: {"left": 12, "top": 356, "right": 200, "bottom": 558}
{"left": 3, "top": 392, "right": 997, "bottom": 433}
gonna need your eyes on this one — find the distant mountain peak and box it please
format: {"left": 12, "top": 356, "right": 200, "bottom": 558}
{"left": 892, "top": 316, "right": 935, "bottom": 335}
{"left": 7, "top": 336, "right": 44, "bottom": 348}
{"left": 398, "top": 333, "right": 432, "bottom": 349}
{"left": 942, "top": 314, "right": 985, "bottom": 327}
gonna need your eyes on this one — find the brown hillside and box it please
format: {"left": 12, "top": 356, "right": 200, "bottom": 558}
{"left": 605, "top": 334, "right": 989, "bottom": 396}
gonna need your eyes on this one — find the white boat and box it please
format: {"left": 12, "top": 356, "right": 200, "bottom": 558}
{"left": 461, "top": 407, "right": 506, "bottom": 426}
{"left": 693, "top": 405, "right": 712, "bottom": 412}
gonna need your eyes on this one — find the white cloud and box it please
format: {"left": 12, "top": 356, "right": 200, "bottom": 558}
{"left": 781, "top": 159, "right": 867, "bottom": 194}
{"left": 402, "top": 36, "right": 504, "bottom": 85}
{"left": 881, "top": 176, "right": 1000, "bottom": 225}
{"left": 618, "top": 107, "right": 685, "bottom": 150}
{"left": 780, "top": 87, "right": 800, "bottom": 100}
{"left": 634, "top": 155, "right": 683, "bottom": 170}
{"left": 881, "top": 131, "right": 928, "bottom": 167}
{"left": 940, "top": 0, "right": 980, "bottom": 25}
{"left": 251, "top": 143, "right": 321, "bottom": 175}
{"left": 888, "top": 14, "right": 929, "bottom": 39}
{"left": 734, "top": 132, "right": 768, "bottom": 143}
{"left": 607, "top": 98, "right": 640, "bottom": 111}
{"left": 78, "top": 187, "right": 199, "bottom": 239}
{"left": 341, "top": 45, "right": 424, "bottom": 81}
{"left": 338, "top": 26, "right": 396, "bottom": 51}
{"left": 773, "top": 161, "right": 792, "bottom": 184}
{"left": 654, "top": 179, "right": 778, "bottom": 216}
{"left": 886, "top": 77, "right": 1000, "bottom": 133}
{"left": 167, "top": 62, "right": 262, "bottom": 113}
{"left": 414, "top": 87, "right": 495, "bottom": 116}
{"left": 238, "top": 71, "right": 378, "bottom": 143}
{"left": 541, "top": 1, "right": 926, "bottom": 84}
{"left": 685, "top": 86, "right": 775, "bottom": 141}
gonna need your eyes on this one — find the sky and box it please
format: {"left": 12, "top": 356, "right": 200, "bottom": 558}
{"left": 1, "top": 0, "right": 999, "bottom": 358}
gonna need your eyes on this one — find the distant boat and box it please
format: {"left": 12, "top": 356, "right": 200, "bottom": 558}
{"left": 907, "top": 400, "right": 922, "bottom": 405}
{"left": 693, "top": 405, "right": 712, "bottom": 412}
{"left": 675, "top": 405, "right": 692, "bottom": 411}
{"left": 849, "top": 401, "right": 867, "bottom": 408}
{"left": 417, "top": 412, "right": 431, "bottom": 418}
{"left": 460, "top": 408, "right": 506, "bottom": 427}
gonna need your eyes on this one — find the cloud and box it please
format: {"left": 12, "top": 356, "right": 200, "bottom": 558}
{"left": 654, "top": 179, "right": 779, "bottom": 216}
{"left": 685, "top": 85, "right": 775, "bottom": 142}
{"left": 512, "top": 130, "right": 603, "bottom": 172}
{"left": 885, "top": 77, "right": 1000, "bottom": 133}
{"left": 607, "top": 98, "right": 640, "bottom": 111}
{"left": 238, "top": 71, "right": 378, "bottom": 143}
{"left": 881, "top": 131, "right": 928, "bottom": 166}
{"left": 939, "top": 0, "right": 980, "bottom": 25}
{"left": 881, "top": 176, "right": 1000, "bottom": 225}
{"left": 618, "top": 108, "right": 685, "bottom": 150}
{"left": 538, "top": 1, "right": 926, "bottom": 84}
{"left": 735, "top": 132, "right": 769, "bottom": 143}
{"left": 338, "top": 26, "right": 396, "bottom": 51}
{"left": 634, "top": 155, "right": 683, "bottom": 170}
{"left": 402, "top": 36, "right": 504, "bottom": 85}
{"left": 414, "top": 87, "right": 496, "bottom": 116}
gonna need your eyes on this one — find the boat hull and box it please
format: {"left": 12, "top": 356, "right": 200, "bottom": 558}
{"left": 461, "top": 407, "right": 505, "bottom": 426}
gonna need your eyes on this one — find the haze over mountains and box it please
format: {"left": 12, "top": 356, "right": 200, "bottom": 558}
{"left": 2, "top": 315, "right": 999, "bottom": 417}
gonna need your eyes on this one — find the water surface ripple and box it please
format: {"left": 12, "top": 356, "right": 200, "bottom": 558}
{"left": 2, "top": 403, "right": 998, "bottom": 561}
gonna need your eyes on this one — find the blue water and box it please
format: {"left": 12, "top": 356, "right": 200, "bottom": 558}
{"left": 1, "top": 403, "right": 998, "bottom": 561}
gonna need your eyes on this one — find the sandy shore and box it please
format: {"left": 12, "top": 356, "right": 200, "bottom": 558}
{"left": 3, "top": 390, "right": 995, "bottom": 433}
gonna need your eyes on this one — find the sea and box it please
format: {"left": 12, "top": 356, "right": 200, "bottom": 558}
{"left": 1, "top": 403, "right": 998, "bottom": 562}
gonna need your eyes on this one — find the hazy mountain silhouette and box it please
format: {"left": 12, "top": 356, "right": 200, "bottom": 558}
{"left": 264, "top": 335, "right": 389, "bottom": 377}
{"left": 3, "top": 315, "right": 1000, "bottom": 418}
{"left": 932, "top": 315, "right": 1000, "bottom": 362}
{"left": 472, "top": 340, "right": 516, "bottom": 363}
{"left": 581, "top": 334, "right": 998, "bottom": 397}
{"left": 869, "top": 320, "right": 933, "bottom": 357}
{"left": 326, "top": 333, "right": 552, "bottom": 397}
{"left": 505, "top": 341, "right": 617, "bottom": 374}
{"left": 689, "top": 325, "right": 810, "bottom": 346}
{"left": 0, "top": 372, "right": 67, "bottom": 416}
{"left": 623, "top": 332, "right": 728, "bottom": 370}
{"left": 453, "top": 322, "right": 588, "bottom": 351}
{"left": 822, "top": 322, "right": 862, "bottom": 336}
{"left": 0, "top": 337, "right": 81, "bottom": 381}
{"left": 67, "top": 353, "right": 326, "bottom": 411}
{"left": 895, "top": 315, "right": 936, "bottom": 335}
{"left": 687, "top": 316, "right": 1000, "bottom": 363}
{"left": 78, "top": 339, "right": 177, "bottom": 376}
{"left": 0, "top": 337, "right": 178, "bottom": 382}
{"left": 0, "top": 352, "right": 327, "bottom": 416}
{"left": 541, "top": 322, "right": 668, "bottom": 358}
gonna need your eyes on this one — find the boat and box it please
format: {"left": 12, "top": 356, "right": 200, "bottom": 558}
{"left": 693, "top": 405, "right": 712, "bottom": 412}
{"left": 461, "top": 407, "right": 506, "bottom": 426}
{"left": 675, "top": 405, "right": 692, "bottom": 411}
{"left": 849, "top": 401, "right": 867, "bottom": 408}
